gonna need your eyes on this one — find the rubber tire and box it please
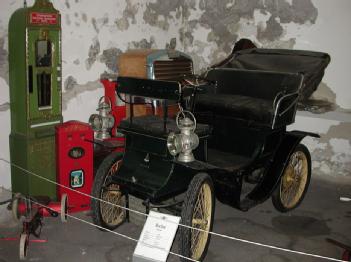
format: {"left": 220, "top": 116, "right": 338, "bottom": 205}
{"left": 272, "top": 144, "right": 312, "bottom": 212}
{"left": 178, "top": 173, "right": 215, "bottom": 262}
{"left": 19, "top": 233, "right": 29, "bottom": 261}
{"left": 91, "top": 152, "right": 124, "bottom": 231}
{"left": 60, "top": 194, "right": 68, "bottom": 223}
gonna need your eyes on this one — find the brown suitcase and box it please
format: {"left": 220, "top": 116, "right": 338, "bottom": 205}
{"left": 118, "top": 50, "right": 154, "bottom": 117}
{"left": 118, "top": 49, "right": 155, "bottom": 78}
{"left": 117, "top": 49, "right": 192, "bottom": 118}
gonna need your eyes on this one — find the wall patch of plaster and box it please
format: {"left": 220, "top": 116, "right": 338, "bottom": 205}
{"left": 263, "top": 0, "right": 292, "bottom": 23}
{"left": 85, "top": 37, "right": 100, "bottom": 70}
{"left": 0, "top": 102, "right": 10, "bottom": 112}
{"left": 62, "top": 81, "right": 101, "bottom": 111}
{"left": 329, "top": 138, "right": 351, "bottom": 176}
{"left": 65, "top": 0, "right": 70, "bottom": 9}
{"left": 183, "top": 0, "right": 318, "bottom": 65}
{"left": 115, "top": 0, "right": 139, "bottom": 31}
{"left": 198, "top": 0, "right": 243, "bottom": 52}
{"left": 65, "top": 14, "right": 71, "bottom": 26}
{"left": 91, "top": 18, "right": 99, "bottom": 33}
{"left": 179, "top": 28, "right": 194, "bottom": 47}
{"left": 310, "top": 123, "right": 351, "bottom": 176}
{"left": 187, "top": 40, "right": 213, "bottom": 74}
{"left": 99, "top": 47, "right": 123, "bottom": 73}
{"left": 166, "top": 38, "right": 177, "bottom": 50}
{"left": 291, "top": 0, "right": 318, "bottom": 24}
{"left": 127, "top": 37, "right": 156, "bottom": 50}
{"left": 143, "top": 0, "right": 196, "bottom": 31}
{"left": 0, "top": 37, "right": 8, "bottom": 84}
{"left": 92, "top": 14, "right": 109, "bottom": 33}
{"left": 81, "top": 13, "right": 88, "bottom": 23}
{"left": 262, "top": 38, "right": 296, "bottom": 49}
{"left": 64, "top": 75, "right": 78, "bottom": 91}
{"left": 320, "top": 122, "right": 351, "bottom": 142}
{"left": 330, "top": 138, "right": 351, "bottom": 156}
{"left": 263, "top": 0, "right": 317, "bottom": 25}
{"left": 257, "top": 15, "right": 284, "bottom": 42}
{"left": 299, "top": 82, "right": 338, "bottom": 114}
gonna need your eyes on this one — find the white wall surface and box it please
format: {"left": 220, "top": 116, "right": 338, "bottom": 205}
{"left": 0, "top": 0, "right": 350, "bottom": 189}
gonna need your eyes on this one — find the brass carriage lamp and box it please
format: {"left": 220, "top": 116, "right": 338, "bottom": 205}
{"left": 167, "top": 111, "right": 199, "bottom": 162}
{"left": 89, "top": 96, "right": 115, "bottom": 140}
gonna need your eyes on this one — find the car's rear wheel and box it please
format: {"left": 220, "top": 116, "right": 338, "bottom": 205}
{"left": 178, "top": 173, "right": 215, "bottom": 261}
{"left": 272, "top": 144, "right": 311, "bottom": 212}
{"left": 91, "top": 152, "right": 126, "bottom": 230}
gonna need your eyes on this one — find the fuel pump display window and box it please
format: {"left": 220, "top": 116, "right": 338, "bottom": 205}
{"left": 36, "top": 40, "right": 52, "bottom": 67}
{"left": 37, "top": 72, "right": 51, "bottom": 108}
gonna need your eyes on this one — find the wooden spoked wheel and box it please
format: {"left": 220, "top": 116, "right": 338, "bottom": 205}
{"left": 100, "top": 162, "right": 126, "bottom": 228}
{"left": 179, "top": 173, "right": 215, "bottom": 262}
{"left": 92, "top": 152, "right": 126, "bottom": 230}
{"left": 191, "top": 182, "right": 213, "bottom": 260}
{"left": 272, "top": 144, "right": 311, "bottom": 212}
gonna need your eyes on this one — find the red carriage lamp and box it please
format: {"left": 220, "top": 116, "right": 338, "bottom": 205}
{"left": 167, "top": 111, "right": 199, "bottom": 162}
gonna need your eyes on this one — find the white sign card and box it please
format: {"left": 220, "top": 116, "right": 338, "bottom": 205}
{"left": 133, "top": 211, "right": 181, "bottom": 262}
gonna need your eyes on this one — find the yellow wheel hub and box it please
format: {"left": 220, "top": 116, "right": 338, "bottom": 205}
{"left": 280, "top": 151, "right": 308, "bottom": 209}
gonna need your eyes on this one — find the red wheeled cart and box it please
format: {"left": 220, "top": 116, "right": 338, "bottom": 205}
{"left": 11, "top": 193, "right": 68, "bottom": 260}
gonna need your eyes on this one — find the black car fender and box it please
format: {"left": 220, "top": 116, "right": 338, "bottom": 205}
{"left": 239, "top": 130, "right": 319, "bottom": 211}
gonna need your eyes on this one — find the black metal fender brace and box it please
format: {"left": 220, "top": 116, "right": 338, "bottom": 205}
{"left": 239, "top": 130, "right": 319, "bottom": 211}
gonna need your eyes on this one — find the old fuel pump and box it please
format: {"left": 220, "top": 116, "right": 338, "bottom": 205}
{"left": 9, "top": 0, "right": 62, "bottom": 200}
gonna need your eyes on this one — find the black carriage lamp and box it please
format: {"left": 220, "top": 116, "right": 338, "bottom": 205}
{"left": 167, "top": 111, "right": 199, "bottom": 162}
{"left": 88, "top": 96, "right": 115, "bottom": 140}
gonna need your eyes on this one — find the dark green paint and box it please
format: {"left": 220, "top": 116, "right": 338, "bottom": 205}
{"left": 9, "top": 0, "right": 62, "bottom": 199}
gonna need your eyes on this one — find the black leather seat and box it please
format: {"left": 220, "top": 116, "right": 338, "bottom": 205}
{"left": 196, "top": 93, "right": 274, "bottom": 125}
{"left": 195, "top": 68, "right": 303, "bottom": 128}
{"left": 119, "top": 115, "right": 211, "bottom": 138}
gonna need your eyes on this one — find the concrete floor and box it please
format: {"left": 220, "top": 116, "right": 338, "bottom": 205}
{"left": 0, "top": 174, "right": 350, "bottom": 262}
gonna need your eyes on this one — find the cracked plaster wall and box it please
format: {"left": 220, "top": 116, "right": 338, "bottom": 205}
{"left": 0, "top": 0, "right": 350, "bottom": 188}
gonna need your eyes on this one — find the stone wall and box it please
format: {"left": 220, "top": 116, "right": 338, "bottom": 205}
{"left": 0, "top": 0, "right": 350, "bottom": 188}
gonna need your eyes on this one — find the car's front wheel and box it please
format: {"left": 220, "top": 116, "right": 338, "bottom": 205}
{"left": 178, "top": 173, "right": 215, "bottom": 261}
{"left": 91, "top": 152, "right": 126, "bottom": 230}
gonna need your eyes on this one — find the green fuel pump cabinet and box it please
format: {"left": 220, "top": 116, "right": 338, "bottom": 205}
{"left": 9, "top": 0, "right": 62, "bottom": 199}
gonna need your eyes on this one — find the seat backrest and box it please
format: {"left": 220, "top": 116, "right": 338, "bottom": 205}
{"left": 205, "top": 68, "right": 303, "bottom": 101}
{"left": 117, "top": 77, "right": 183, "bottom": 100}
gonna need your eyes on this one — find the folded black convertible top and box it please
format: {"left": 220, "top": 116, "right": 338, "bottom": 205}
{"left": 214, "top": 48, "right": 330, "bottom": 100}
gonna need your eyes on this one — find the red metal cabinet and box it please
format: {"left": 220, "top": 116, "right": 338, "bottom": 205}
{"left": 56, "top": 121, "right": 93, "bottom": 212}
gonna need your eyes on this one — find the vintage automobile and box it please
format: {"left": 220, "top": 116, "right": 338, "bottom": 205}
{"left": 91, "top": 47, "right": 330, "bottom": 261}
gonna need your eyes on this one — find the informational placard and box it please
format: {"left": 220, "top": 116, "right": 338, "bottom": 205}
{"left": 30, "top": 12, "right": 58, "bottom": 25}
{"left": 133, "top": 211, "right": 181, "bottom": 262}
